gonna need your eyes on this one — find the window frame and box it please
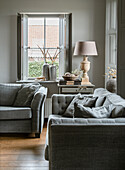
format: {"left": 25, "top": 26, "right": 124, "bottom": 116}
{"left": 17, "top": 13, "right": 72, "bottom": 81}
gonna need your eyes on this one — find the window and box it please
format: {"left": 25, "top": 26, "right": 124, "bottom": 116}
{"left": 105, "top": 0, "right": 117, "bottom": 82}
{"left": 17, "top": 13, "right": 72, "bottom": 80}
{"left": 28, "top": 17, "right": 59, "bottom": 78}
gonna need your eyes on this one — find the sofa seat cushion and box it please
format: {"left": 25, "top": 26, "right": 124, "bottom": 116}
{"left": 48, "top": 115, "right": 125, "bottom": 125}
{"left": 0, "top": 106, "right": 32, "bottom": 120}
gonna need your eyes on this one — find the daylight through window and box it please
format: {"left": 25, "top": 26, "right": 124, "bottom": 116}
{"left": 28, "top": 17, "right": 59, "bottom": 78}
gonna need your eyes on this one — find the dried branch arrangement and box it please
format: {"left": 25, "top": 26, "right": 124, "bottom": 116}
{"left": 105, "top": 67, "right": 117, "bottom": 79}
{"left": 37, "top": 45, "right": 61, "bottom": 64}
{"left": 37, "top": 45, "right": 48, "bottom": 63}
{"left": 47, "top": 47, "right": 61, "bottom": 65}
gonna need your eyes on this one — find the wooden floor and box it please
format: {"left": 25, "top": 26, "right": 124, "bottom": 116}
{"left": 0, "top": 122, "right": 49, "bottom": 170}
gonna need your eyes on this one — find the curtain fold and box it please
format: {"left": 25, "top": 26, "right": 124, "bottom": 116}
{"left": 64, "top": 13, "right": 72, "bottom": 73}
{"left": 17, "top": 13, "right": 21, "bottom": 80}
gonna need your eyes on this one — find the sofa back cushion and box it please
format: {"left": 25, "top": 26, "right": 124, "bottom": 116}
{"left": 13, "top": 83, "right": 40, "bottom": 107}
{"left": 74, "top": 103, "right": 113, "bottom": 118}
{"left": 63, "top": 93, "right": 97, "bottom": 118}
{"left": 103, "top": 93, "right": 125, "bottom": 118}
{"left": 52, "top": 94, "right": 74, "bottom": 115}
{"left": 0, "top": 84, "right": 21, "bottom": 106}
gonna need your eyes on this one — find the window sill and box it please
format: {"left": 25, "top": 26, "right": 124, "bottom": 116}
{"left": 16, "top": 80, "right": 59, "bottom": 84}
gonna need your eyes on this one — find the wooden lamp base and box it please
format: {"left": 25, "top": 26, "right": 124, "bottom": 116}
{"left": 81, "top": 77, "right": 92, "bottom": 85}
{"left": 80, "top": 56, "right": 92, "bottom": 85}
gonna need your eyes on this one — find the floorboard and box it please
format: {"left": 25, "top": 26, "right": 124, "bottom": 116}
{"left": 0, "top": 122, "right": 49, "bottom": 170}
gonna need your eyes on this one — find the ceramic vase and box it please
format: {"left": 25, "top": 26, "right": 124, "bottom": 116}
{"left": 49, "top": 64, "right": 56, "bottom": 81}
{"left": 106, "top": 78, "right": 116, "bottom": 93}
{"left": 42, "top": 63, "right": 49, "bottom": 81}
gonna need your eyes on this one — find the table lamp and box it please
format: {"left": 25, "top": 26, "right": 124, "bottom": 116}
{"left": 73, "top": 41, "right": 98, "bottom": 85}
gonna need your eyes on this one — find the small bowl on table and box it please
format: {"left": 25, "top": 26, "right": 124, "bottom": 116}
{"left": 62, "top": 75, "right": 78, "bottom": 81}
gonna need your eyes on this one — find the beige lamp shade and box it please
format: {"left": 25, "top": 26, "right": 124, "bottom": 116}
{"left": 73, "top": 41, "right": 98, "bottom": 56}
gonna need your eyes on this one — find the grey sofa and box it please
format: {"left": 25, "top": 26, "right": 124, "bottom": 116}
{"left": 0, "top": 83, "right": 47, "bottom": 138}
{"left": 45, "top": 88, "right": 125, "bottom": 170}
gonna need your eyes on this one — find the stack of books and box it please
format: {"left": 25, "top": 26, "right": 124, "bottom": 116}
{"left": 59, "top": 78, "right": 81, "bottom": 85}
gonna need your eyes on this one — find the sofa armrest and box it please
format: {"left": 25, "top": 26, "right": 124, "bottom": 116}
{"left": 31, "top": 87, "right": 47, "bottom": 111}
{"left": 52, "top": 94, "right": 93, "bottom": 115}
{"left": 31, "top": 86, "right": 47, "bottom": 133}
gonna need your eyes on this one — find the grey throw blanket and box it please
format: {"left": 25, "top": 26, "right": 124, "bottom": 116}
{"left": 74, "top": 103, "right": 113, "bottom": 118}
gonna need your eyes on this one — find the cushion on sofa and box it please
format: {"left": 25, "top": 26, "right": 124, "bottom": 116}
{"left": 102, "top": 94, "right": 125, "bottom": 118}
{"left": 95, "top": 96, "right": 106, "bottom": 107}
{"left": 93, "top": 88, "right": 111, "bottom": 97}
{"left": 0, "top": 84, "right": 21, "bottom": 106}
{"left": 0, "top": 106, "right": 32, "bottom": 120}
{"left": 74, "top": 103, "right": 113, "bottom": 118}
{"left": 63, "top": 93, "right": 97, "bottom": 118}
{"left": 103, "top": 97, "right": 112, "bottom": 106}
{"left": 111, "top": 105, "right": 125, "bottom": 118}
{"left": 105, "top": 93, "right": 125, "bottom": 106}
{"left": 13, "top": 84, "right": 40, "bottom": 107}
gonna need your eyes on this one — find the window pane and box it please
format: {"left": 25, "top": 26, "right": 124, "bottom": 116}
{"left": 46, "top": 18, "right": 59, "bottom": 48}
{"left": 46, "top": 18, "right": 59, "bottom": 78}
{"left": 28, "top": 17, "right": 60, "bottom": 78}
{"left": 28, "top": 18, "right": 44, "bottom": 47}
{"left": 28, "top": 18, "right": 44, "bottom": 78}
{"left": 109, "top": 34, "right": 117, "bottom": 65}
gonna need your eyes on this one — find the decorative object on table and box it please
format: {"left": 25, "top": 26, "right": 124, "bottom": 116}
{"left": 73, "top": 41, "right": 98, "bottom": 85}
{"left": 48, "top": 47, "right": 61, "bottom": 81}
{"left": 42, "top": 63, "right": 50, "bottom": 81}
{"left": 62, "top": 72, "right": 78, "bottom": 81}
{"left": 37, "top": 45, "right": 50, "bottom": 80}
{"left": 59, "top": 69, "right": 82, "bottom": 85}
{"left": 105, "top": 67, "right": 117, "bottom": 93}
{"left": 37, "top": 45, "right": 61, "bottom": 81}
{"left": 49, "top": 64, "right": 57, "bottom": 81}
{"left": 72, "top": 69, "right": 83, "bottom": 79}
{"left": 106, "top": 79, "right": 116, "bottom": 93}
{"left": 35, "top": 76, "right": 45, "bottom": 81}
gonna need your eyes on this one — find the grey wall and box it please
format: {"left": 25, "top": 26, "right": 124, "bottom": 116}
{"left": 0, "top": 0, "right": 106, "bottom": 88}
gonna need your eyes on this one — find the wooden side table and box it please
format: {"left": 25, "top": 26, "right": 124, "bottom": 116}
{"left": 58, "top": 84, "right": 95, "bottom": 94}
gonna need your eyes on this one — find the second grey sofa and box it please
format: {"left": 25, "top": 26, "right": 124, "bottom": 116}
{"left": 0, "top": 83, "right": 47, "bottom": 137}
{"left": 45, "top": 88, "right": 125, "bottom": 170}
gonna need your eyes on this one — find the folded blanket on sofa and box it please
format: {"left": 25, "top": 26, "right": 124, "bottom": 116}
{"left": 74, "top": 103, "right": 114, "bottom": 118}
